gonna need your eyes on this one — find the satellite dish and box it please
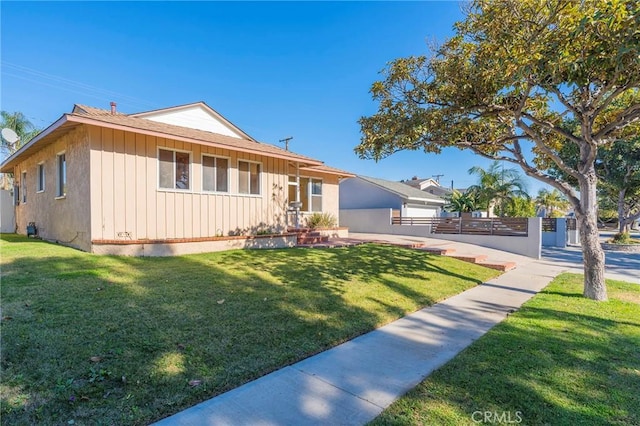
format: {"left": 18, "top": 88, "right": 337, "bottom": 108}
{"left": 1, "top": 128, "right": 19, "bottom": 145}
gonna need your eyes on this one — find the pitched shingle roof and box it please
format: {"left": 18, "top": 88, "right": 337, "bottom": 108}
{"left": 71, "top": 104, "right": 320, "bottom": 163}
{"left": 2, "top": 103, "right": 341, "bottom": 172}
{"left": 357, "top": 175, "right": 445, "bottom": 203}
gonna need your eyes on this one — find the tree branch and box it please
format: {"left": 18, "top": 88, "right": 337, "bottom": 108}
{"left": 593, "top": 103, "right": 640, "bottom": 140}
{"left": 545, "top": 84, "right": 580, "bottom": 117}
{"left": 516, "top": 119, "right": 581, "bottom": 181}
{"left": 591, "top": 83, "right": 626, "bottom": 117}
{"left": 466, "top": 142, "right": 581, "bottom": 207}
{"left": 518, "top": 110, "right": 582, "bottom": 144}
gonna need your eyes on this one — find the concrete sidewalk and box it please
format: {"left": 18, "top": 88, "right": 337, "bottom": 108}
{"left": 153, "top": 238, "right": 576, "bottom": 425}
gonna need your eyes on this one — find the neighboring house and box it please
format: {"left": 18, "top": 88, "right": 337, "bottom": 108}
{"left": 402, "top": 176, "right": 453, "bottom": 198}
{"left": 340, "top": 175, "right": 445, "bottom": 218}
{"left": 0, "top": 102, "right": 352, "bottom": 254}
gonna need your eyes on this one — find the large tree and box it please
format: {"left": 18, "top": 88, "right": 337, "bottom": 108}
{"left": 357, "top": 0, "right": 640, "bottom": 301}
{"left": 550, "top": 123, "right": 640, "bottom": 232}
{"left": 597, "top": 138, "right": 640, "bottom": 233}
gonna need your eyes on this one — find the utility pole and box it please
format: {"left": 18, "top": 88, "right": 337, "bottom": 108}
{"left": 279, "top": 136, "right": 293, "bottom": 151}
{"left": 432, "top": 174, "right": 444, "bottom": 184}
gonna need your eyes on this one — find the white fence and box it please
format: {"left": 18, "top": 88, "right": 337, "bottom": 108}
{"left": 0, "top": 189, "right": 15, "bottom": 233}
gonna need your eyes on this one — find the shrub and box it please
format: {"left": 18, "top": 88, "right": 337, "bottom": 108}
{"left": 305, "top": 212, "right": 337, "bottom": 229}
{"left": 610, "top": 232, "right": 637, "bottom": 244}
{"left": 255, "top": 228, "right": 275, "bottom": 236}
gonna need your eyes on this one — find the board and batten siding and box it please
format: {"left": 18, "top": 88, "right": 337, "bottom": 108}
{"left": 89, "top": 126, "right": 297, "bottom": 241}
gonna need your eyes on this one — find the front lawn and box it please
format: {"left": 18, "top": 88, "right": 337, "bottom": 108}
{"left": 0, "top": 234, "right": 499, "bottom": 425}
{"left": 372, "top": 274, "right": 640, "bottom": 426}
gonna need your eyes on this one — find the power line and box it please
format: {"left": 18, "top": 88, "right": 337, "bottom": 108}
{"left": 1, "top": 61, "right": 161, "bottom": 111}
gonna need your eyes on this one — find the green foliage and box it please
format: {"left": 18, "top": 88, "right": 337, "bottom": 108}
{"left": 357, "top": 1, "right": 640, "bottom": 184}
{"left": 357, "top": 0, "right": 640, "bottom": 299}
{"left": 373, "top": 274, "right": 640, "bottom": 425}
{"left": 610, "top": 232, "right": 636, "bottom": 244}
{"left": 549, "top": 210, "right": 566, "bottom": 218}
{"left": 598, "top": 138, "right": 640, "bottom": 231}
{"left": 0, "top": 111, "right": 40, "bottom": 154}
{"left": 255, "top": 228, "right": 276, "bottom": 236}
{"left": 551, "top": 129, "right": 640, "bottom": 231}
{"left": 598, "top": 204, "right": 618, "bottom": 223}
{"left": 305, "top": 212, "right": 337, "bottom": 229}
{"left": 466, "top": 161, "right": 529, "bottom": 216}
{"left": 0, "top": 235, "right": 499, "bottom": 425}
{"left": 501, "top": 196, "right": 536, "bottom": 218}
{"left": 445, "top": 189, "right": 479, "bottom": 213}
{"left": 535, "top": 188, "right": 570, "bottom": 217}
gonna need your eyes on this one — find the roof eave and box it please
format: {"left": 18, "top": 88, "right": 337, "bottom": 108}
{"left": 0, "top": 114, "right": 70, "bottom": 173}
{"left": 299, "top": 165, "right": 355, "bottom": 178}
{"left": 405, "top": 196, "right": 446, "bottom": 204}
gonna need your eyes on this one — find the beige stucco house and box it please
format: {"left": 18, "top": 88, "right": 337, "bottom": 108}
{"left": 0, "top": 102, "right": 352, "bottom": 255}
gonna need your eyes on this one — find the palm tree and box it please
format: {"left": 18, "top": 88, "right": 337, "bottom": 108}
{"left": 1, "top": 111, "right": 40, "bottom": 154}
{"left": 1, "top": 111, "right": 40, "bottom": 189}
{"left": 535, "top": 188, "right": 570, "bottom": 218}
{"left": 445, "top": 189, "right": 479, "bottom": 214}
{"left": 467, "top": 161, "right": 529, "bottom": 217}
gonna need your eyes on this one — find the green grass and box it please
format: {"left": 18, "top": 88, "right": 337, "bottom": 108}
{"left": 371, "top": 274, "right": 640, "bottom": 426}
{"left": 0, "top": 234, "right": 499, "bottom": 425}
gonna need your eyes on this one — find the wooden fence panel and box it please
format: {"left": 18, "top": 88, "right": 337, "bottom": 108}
{"left": 391, "top": 217, "right": 529, "bottom": 237}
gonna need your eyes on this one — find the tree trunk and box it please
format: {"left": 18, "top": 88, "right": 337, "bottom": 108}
{"left": 618, "top": 188, "right": 628, "bottom": 233}
{"left": 578, "top": 171, "right": 607, "bottom": 301}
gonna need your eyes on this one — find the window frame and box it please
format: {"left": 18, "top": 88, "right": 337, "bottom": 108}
{"left": 310, "top": 178, "right": 323, "bottom": 212}
{"left": 157, "top": 147, "right": 192, "bottom": 191}
{"left": 37, "top": 162, "right": 45, "bottom": 193}
{"left": 238, "top": 160, "right": 262, "bottom": 196}
{"left": 288, "top": 176, "right": 323, "bottom": 212}
{"left": 56, "top": 152, "right": 66, "bottom": 199}
{"left": 21, "top": 171, "right": 27, "bottom": 204}
{"left": 201, "top": 154, "right": 230, "bottom": 193}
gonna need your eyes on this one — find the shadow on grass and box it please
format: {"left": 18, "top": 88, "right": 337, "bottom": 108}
{"left": 0, "top": 236, "right": 492, "bottom": 425}
{"left": 373, "top": 278, "right": 640, "bottom": 426}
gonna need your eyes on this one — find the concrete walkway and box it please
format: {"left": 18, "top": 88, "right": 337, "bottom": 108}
{"left": 153, "top": 235, "right": 625, "bottom": 425}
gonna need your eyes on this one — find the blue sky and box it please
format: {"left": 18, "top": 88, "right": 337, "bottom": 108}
{"left": 1, "top": 1, "right": 547, "bottom": 193}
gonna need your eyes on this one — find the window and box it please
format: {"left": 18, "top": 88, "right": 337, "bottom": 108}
{"left": 159, "top": 149, "right": 190, "bottom": 190}
{"left": 37, "top": 163, "right": 45, "bottom": 192}
{"left": 311, "top": 179, "right": 322, "bottom": 211}
{"left": 21, "top": 171, "right": 26, "bottom": 203}
{"left": 57, "top": 153, "right": 66, "bottom": 197}
{"left": 288, "top": 176, "right": 322, "bottom": 212}
{"left": 288, "top": 175, "right": 298, "bottom": 205}
{"left": 202, "top": 156, "right": 229, "bottom": 192}
{"left": 238, "top": 161, "right": 261, "bottom": 195}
